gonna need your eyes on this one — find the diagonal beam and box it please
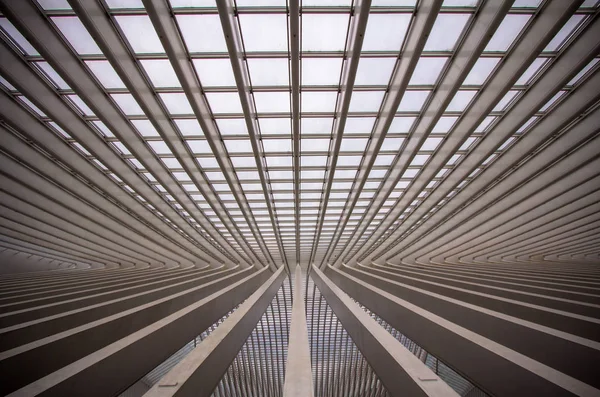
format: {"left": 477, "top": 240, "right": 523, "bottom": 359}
{"left": 308, "top": 0, "right": 372, "bottom": 266}
{"left": 348, "top": 0, "right": 585, "bottom": 266}
{"left": 71, "top": 0, "right": 263, "bottom": 268}
{"left": 318, "top": 0, "right": 445, "bottom": 268}
{"left": 216, "top": 0, "right": 289, "bottom": 271}
{"left": 144, "top": 0, "right": 278, "bottom": 271}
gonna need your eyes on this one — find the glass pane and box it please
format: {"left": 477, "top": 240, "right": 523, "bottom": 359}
{"left": 148, "top": 140, "right": 172, "bottom": 155}
{"left": 389, "top": 116, "right": 416, "bottom": 132}
{"left": 515, "top": 58, "right": 547, "bottom": 85}
{"left": 176, "top": 15, "right": 227, "bottom": 53}
{"left": 424, "top": 14, "right": 470, "bottom": 51}
{"left": 247, "top": 58, "right": 289, "bottom": 86}
{"left": 263, "top": 139, "right": 292, "bottom": 153}
{"left": 302, "top": 58, "right": 343, "bottom": 86}
{"left": 463, "top": 58, "right": 500, "bottom": 85}
{"left": 217, "top": 119, "right": 248, "bottom": 135}
{"left": 493, "top": 90, "right": 519, "bottom": 111}
{"left": 0, "top": 18, "right": 39, "bottom": 55}
{"left": 354, "top": 58, "right": 397, "bottom": 86}
{"left": 131, "top": 119, "right": 159, "bottom": 137}
{"left": 340, "top": 138, "right": 368, "bottom": 152}
{"left": 420, "top": 137, "right": 443, "bottom": 151}
{"left": 302, "top": 14, "right": 349, "bottom": 51}
{"left": 446, "top": 90, "right": 476, "bottom": 112}
{"left": 85, "top": 60, "right": 125, "bottom": 89}
{"left": 432, "top": 116, "right": 458, "bottom": 133}
{"left": 239, "top": 14, "right": 288, "bottom": 52}
{"left": 302, "top": 138, "right": 330, "bottom": 152}
{"left": 362, "top": 14, "right": 411, "bottom": 52}
{"left": 302, "top": 92, "right": 338, "bottom": 113}
{"left": 485, "top": 14, "right": 530, "bottom": 52}
{"left": 115, "top": 15, "right": 164, "bottom": 54}
{"left": 380, "top": 137, "right": 404, "bottom": 151}
{"left": 568, "top": 58, "right": 600, "bottom": 85}
{"left": 254, "top": 92, "right": 290, "bottom": 113}
{"left": 409, "top": 57, "right": 447, "bottom": 85}
{"left": 36, "top": 0, "right": 71, "bottom": 10}
{"left": 301, "top": 118, "right": 333, "bottom": 134}
{"left": 175, "top": 119, "right": 203, "bottom": 136}
{"left": 187, "top": 139, "right": 213, "bottom": 154}
{"left": 348, "top": 91, "right": 385, "bottom": 112}
{"left": 259, "top": 118, "right": 291, "bottom": 135}
{"left": 35, "top": 61, "right": 70, "bottom": 89}
{"left": 52, "top": 17, "right": 102, "bottom": 55}
{"left": 397, "top": 90, "right": 429, "bottom": 112}
{"left": 140, "top": 59, "right": 181, "bottom": 88}
{"left": 0, "top": 75, "right": 16, "bottom": 90}
{"left": 159, "top": 93, "right": 194, "bottom": 115}
{"left": 225, "top": 139, "right": 254, "bottom": 153}
{"left": 544, "top": 15, "right": 585, "bottom": 52}
{"left": 18, "top": 96, "right": 46, "bottom": 117}
{"left": 344, "top": 117, "right": 376, "bottom": 134}
{"left": 193, "top": 58, "right": 236, "bottom": 87}
{"left": 206, "top": 92, "right": 244, "bottom": 114}
{"left": 111, "top": 93, "right": 145, "bottom": 115}
{"left": 67, "top": 94, "right": 94, "bottom": 116}
{"left": 106, "top": 0, "right": 144, "bottom": 8}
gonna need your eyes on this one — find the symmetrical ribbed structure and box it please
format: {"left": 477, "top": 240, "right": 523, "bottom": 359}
{"left": 0, "top": 0, "right": 599, "bottom": 396}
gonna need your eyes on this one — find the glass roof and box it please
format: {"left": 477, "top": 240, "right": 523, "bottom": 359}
{"left": 0, "top": 0, "right": 597, "bottom": 270}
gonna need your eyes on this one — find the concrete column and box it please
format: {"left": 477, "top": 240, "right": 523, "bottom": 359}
{"left": 283, "top": 265, "right": 314, "bottom": 397}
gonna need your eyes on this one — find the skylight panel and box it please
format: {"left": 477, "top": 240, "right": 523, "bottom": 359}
{"left": 475, "top": 116, "right": 495, "bottom": 132}
{"left": 148, "top": 141, "right": 172, "bottom": 155}
{"left": 192, "top": 59, "right": 236, "bottom": 87}
{"left": 420, "top": 137, "right": 443, "bottom": 151}
{"left": 380, "top": 137, "right": 404, "bottom": 151}
{"left": 410, "top": 154, "right": 430, "bottom": 166}
{"left": 373, "top": 155, "right": 395, "bottom": 166}
{"left": 254, "top": 92, "right": 290, "bottom": 113}
{"left": 493, "top": 90, "right": 519, "bottom": 112}
{"left": 85, "top": 61, "right": 125, "bottom": 89}
{"left": 105, "top": 0, "right": 144, "bottom": 8}
{"left": 0, "top": 75, "right": 16, "bottom": 90}
{"left": 112, "top": 141, "right": 131, "bottom": 155}
{"left": 348, "top": 91, "right": 385, "bottom": 112}
{"left": 408, "top": 57, "right": 447, "bottom": 86}
{"left": 302, "top": 58, "right": 343, "bottom": 86}
{"left": 337, "top": 155, "right": 363, "bottom": 166}
{"left": 216, "top": 119, "right": 248, "bottom": 136}
{"left": 302, "top": 92, "right": 338, "bottom": 113}
{"left": 266, "top": 156, "right": 292, "bottom": 168}
{"left": 0, "top": 18, "right": 39, "bottom": 55}
{"left": 247, "top": 58, "right": 289, "bottom": 87}
{"left": 237, "top": 170, "right": 261, "bottom": 180}
{"left": 539, "top": 91, "right": 566, "bottom": 112}
{"left": 301, "top": 138, "right": 330, "bottom": 152}
{"left": 441, "top": 0, "right": 477, "bottom": 5}
{"left": 544, "top": 15, "right": 585, "bottom": 52}
{"left": 485, "top": 14, "right": 530, "bottom": 52}
{"left": 35, "top": 62, "right": 70, "bottom": 89}
{"left": 302, "top": 14, "right": 349, "bottom": 52}
{"left": 340, "top": 138, "right": 368, "bottom": 152}
{"left": 301, "top": 118, "right": 333, "bottom": 134}
{"left": 568, "top": 58, "right": 600, "bottom": 85}
{"left": 111, "top": 93, "right": 145, "bottom": 116}
{"left": 187, "top": 139, "right": 213, "bottom": 154}
{"left": 463, "top": 58, "right": 500, "bottom": 86}
{"left": 362, "top": 14, "right": 411, "bottom": 52}
{"left": 17, "top": 96, "right": 46, "bottom": 117}
{"left": 92, "top": 121, "right": 114, "bottom": 137}
{"left": 239, "top": 14, "right": 288, "bottom": 52}
{"left": 140, "top": 60, "right": 181, "bottom": 88}
{"left": 36, "top": 0, "right": 72, "bottom": 10}
{"left": 48, "top": 122, "right": 70, "bottom": 138}
{"left": 302, "top": 170, "right": 326, "bottom": 179}
{"left": 424, "top": 14, "right": 470, "bottom": 51}
{"left": 225, "top": 139, "right": 254, "bottom": 153}
{"left": 205, "top": 92, "right": 244, "bottom": 114}
{"left": 174, "top": 119, "right": 203, "bottom": 136}
{"left": 301, "top": 155, "right": 327, "bottom": 166}
{"left": 131, "top": 119, "right": 159, "bottom": 137}
{"left": 51, "top": 17, "right": 102, "bottom": 55}
{"left": 161, "top": 157, "right": 181, "bottom": 168}
{"left": 397, "top": 90, "right": 430, "bottom": 112}
{"left": 159, "top": 93, "right": 194, "bottom": 115}
{"left": 344, "top": 117, "right": 376, "bottom": 134}
{"left": 432, "top": 116, "right": 458, "bottom": 133}
{"left": 446, "top": 90, "right": 476, "bottom": 112}
{"left": 263, "top": 139, "right": 292, "bottom": 153}
{"left": 515, "top": 58, "right": 548, "bottom": 86}
{"left": 459, "top": 137, "right": 477, "bottom": 151}
{"left": 389, "top": 117, "right": 416, "bottom": 133}
{"left": 512, "top": 0, "right": 542, "bottom": 7}
{"left": 67, "top": 94, "right": 94, "bottom": 116}
{"left": 197, "top": 157, "right": 219, "bottom": 168}
{"left": 231, "top": 157, "right": 257, "bottom": 168}
{"left": 114, "top": 15, "right": 164, "bottom": 54}
{"left": 176, "top": 15, "right": 228, "bottom": 53}
{"left": 259, "top": 118, "right": 291, "bottom": 135}
{"left": 238, "top": 0, "right": 285, "bottom": 5}
{"left": 354, "top": 58, "right": 397, "bottom": 86}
